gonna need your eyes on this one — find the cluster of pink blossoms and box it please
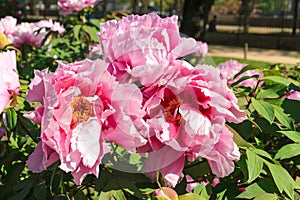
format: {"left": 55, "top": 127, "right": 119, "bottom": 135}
{"left": 58, "top": 0, "right": 101, "bottom": 15}
{"left": 217, "top": 60, "right": 263, "bottom": 88}
{"left": 0, "top": 50, "right": 19, "bottom": 114}
{"left": 0, "top": 16, "right": 65, "bottom": 48}
{"left": 26, "top": 13, "right": 247, "bottom": 186}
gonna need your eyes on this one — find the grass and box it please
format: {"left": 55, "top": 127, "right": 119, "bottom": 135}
{"left": 210, "top": 56, "right": 271, "bottom": 68}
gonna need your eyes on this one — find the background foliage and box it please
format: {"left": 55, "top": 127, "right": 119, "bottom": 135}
{"left": 0, "top": 8, "right": 300, "bottom": 200}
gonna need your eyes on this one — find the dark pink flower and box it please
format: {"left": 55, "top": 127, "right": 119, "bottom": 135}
{"left": 136, "top": 62, "right": 246, "bottom": 186}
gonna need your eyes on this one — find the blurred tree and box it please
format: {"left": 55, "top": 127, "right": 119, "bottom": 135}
{"left": 180, "top": 0, "right": 215, "bottom": 40}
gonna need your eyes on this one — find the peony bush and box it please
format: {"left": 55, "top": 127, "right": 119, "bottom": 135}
{"left": 0, "top": 4, "right": 299, "bottom": 200}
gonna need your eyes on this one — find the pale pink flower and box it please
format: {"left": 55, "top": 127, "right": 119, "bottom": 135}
{"left": 137, "top": 63, "right": 246, "bottom": 186}
{"left": 0, "top": 16, "right": 17, "bottom": 44}
{"left": 35, "top": 19, "right": 65, "bottom": 34}
{"left": 0, "top": 50, "right": 19, "bottom": 113}
{"left": 58, "top": 0, "right": 101, "bottom": 15}
{"left": 13, "top": 22, "right": 47, "bottom": 48}
{"left": 217, "top": 60, "right": 262, "bottom": 87}
{"left": 98, "top": 13, "right": 207, "bottom": 85}
{"left": 25, "top": 58, "right": 147, "bottom": 184}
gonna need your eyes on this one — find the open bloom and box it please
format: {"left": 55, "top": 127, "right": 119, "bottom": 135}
{"left": 13, "top": 20, "right": 65, "bottom": 48}
{"left": 0, "top": 50, "right": 19, "bottom": 113}
{"left": 0, "top": 16, "right": 17, "bottom": 44}
{"left": 138, "top": 63, "right": 246, "bottom": 186}
{"left": 26, "top": 58, "right": 147, "bottom": 184}
{"left": 98, "top": 13, "right": 207, "bottom": 85}
{"left": 58, "top": 0, "right": 101, "bottom": 15}
{"left": 217, "top": 60, "right": 262, "bottom": 87}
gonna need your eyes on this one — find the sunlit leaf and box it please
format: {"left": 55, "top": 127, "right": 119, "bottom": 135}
{"left": 246, "top": 149, "right": 263, "bottom": 182}
{"left": 275, "top": 143, "right": 300, "bottom": 160}
{"left": 266, "top": 162, "right": 297, "bottom": 199}
{"left": 278, "top": 131, "right": 300, "bottom": 143}
{"left": 262, "top": 76, "right": 291, "bottom": 86}
{"left": 251, "top": 98, "right": 275, "bottom": 124}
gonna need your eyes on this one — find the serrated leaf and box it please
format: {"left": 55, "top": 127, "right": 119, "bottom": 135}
{"left": 266, "top": 163, "right": 297, "bottom": 199}
{"left": 278, "top": 131, "right": 300, "bottom": 142}
{"left": 246, "top": 149, "right": 263, "bottom": 182}
{"left": 274, "top": 143, "right": 300, "bottom": 160}
{"left": 251, "top": 98, "right": 275, "bottom": 123}
{"left": 262, "top": 76, "right": 291, "bottom": 86}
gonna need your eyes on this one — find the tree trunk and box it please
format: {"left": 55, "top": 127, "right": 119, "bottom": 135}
{"left": 180, "top": 0, "right": 214, "bottom": 40}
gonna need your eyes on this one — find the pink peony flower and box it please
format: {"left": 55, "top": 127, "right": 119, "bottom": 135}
{"left": 97, "top": 13, "right": 207, "bottom": 85}
{"left": 285, "top": 86, "right": 300, "bottom": 101}
{"left": 0, "top": 16, "right": 17, "bottom": 44}
{"left": 217, "top": 60, "right": 262, "bottom": 87}
{"left": 135, "top": 62, "right": 246, "bottom": 186}
{"left": 25, "top": 58, "right": 147, "bottom": 184}
{"left": 12, "top": 22, "right": 47, "bottom": 48}
{"left": 58, "top": 0, "right": 101, "bottom": 15}
{"left": 35, "top": 19, "right": 65, "bottom": 35}
{"left": 12, "top": 19, "right": 65, "bottom": 48}
{"left": 0, "top": 50, "right": 19, "bottom": 113}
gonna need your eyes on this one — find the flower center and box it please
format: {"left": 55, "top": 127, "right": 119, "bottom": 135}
{"left": 164, "top": 98, "right": 182, "bottom": 126}
{"left": 70, "top": 96, "right": 95, "bottom": 125}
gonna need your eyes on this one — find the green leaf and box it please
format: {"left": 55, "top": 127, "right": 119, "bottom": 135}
{"left": 74, "top": 190, "right": 87, "bottom": 200}
{"left": 254, "top": 193, "right": 278, "bottom": 200}
{"left": 262, "top": 76, "right": 291, "bottom": 86}
{"left": 246, "top": 149, "right": 263, "bottom": 182}
{"left": 233, "top": 65, "right": 261, "bottom": 79}
{"left": 82, "top": 25, "right": 99, "bottom": 42}
{"left": 193, "top": 182, "right": 206, "bottom": 195}
{"left": 89, "top": 19, "right": 100, "bottom": 30}
{"left": 251, "top": 98, "right": 275, "bottom": 123}
{"left": 266, "top": 162, "right": 297, "bottom": 199}
{"left": 99, "top": 190, "right": 126, "bottom": 200}
{"left": 8, "top": 186, "right": 31, "bottom": 200}
{"left": 236, "top": 183, "right": 264, "bottom": 199}
{"left": 5, "top": 108, "right": 17, "bottom": 130}
{"left": 73, "top": 25, "right": 81, "bottom": 41}
{"left": 252, "top": 149, "right": 272, "bottom": 160}
{"left": 230, "top": 75, "right": 259, "bottom": 87}
{"left": 278, "top": 131, "right": 300, "bottom": 143}
{"left": 226, "top": 125, "right": 255, "bottom": 148}
{"left": 272, "top": 105, "right": 292, "bottom": 129}
{"left": 256, "top": 84, "right": 286, "bottom": 99}
{"left": 275, "top": 143, "right": 300, "bottom": 160}
{"left": 179, "top": 193, "right": 204, "bottom": 200}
